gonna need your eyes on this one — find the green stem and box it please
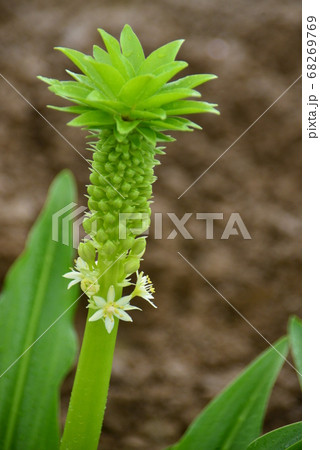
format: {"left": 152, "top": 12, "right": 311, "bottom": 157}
{"left": 61, "top": 262, "right": 121, "bottom": 450}
{"left": 60, "top": 313, "right": 119, "bottom": 450}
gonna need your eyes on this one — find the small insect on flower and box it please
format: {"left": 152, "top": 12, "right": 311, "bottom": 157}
{"left": 63, "top": 257, "right": 100, "bottom": 297}
{"left": 88, "top": 285, "right": 141, "bottom": 333}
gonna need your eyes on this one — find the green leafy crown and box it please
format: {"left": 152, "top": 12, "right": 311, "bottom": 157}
{"left": 38, "top": 24, "right": 219, "bottom": 136}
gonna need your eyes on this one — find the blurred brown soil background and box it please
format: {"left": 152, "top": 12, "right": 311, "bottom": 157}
{"left": 0, "top": 1, "right": 301, "bottom": 449}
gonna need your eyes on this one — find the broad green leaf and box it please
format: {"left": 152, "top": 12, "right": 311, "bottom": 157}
{"left": 119, "top": 75, "right": 155, "bottom": 105}
{"left": 288, "top": 316, "right": 302, "bottom": 387}
{"left": 138, "top": 39, "right": 184, "bottom": 74}
{"left": 68, "top": 110, "right": 114, "bottom": 127}
{"left": 0, "top": 171, "right": 78, "bottom": 450}
{"left": 120, "top": 24, "right": 145, "bottom": 71}
{"left": 286, "top": 443, "right": 302, "bottom": 450}
{"left": 169, "top": 338, "right": 289, "bottom": 450}
{"left": 164, "top": 100, "right": 220, "bottom": 116}
{"left": 247, "top": 422, "right": 302, "bottom": 450}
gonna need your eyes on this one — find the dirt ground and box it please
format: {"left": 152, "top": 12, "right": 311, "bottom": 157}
{"left": 0, "top": 0, "right": 301, "bottom": 449}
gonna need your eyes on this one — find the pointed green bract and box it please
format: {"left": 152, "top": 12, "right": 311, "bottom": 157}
{"left": 40, "top": 25, "right": 218, "bottom": 131}
{"left": 166, "top": 73, "right": 217, "bottom": 90}
{"left": 163, "top": 99, "right": 219, "bottom": 115}
{"left": 119, "top": 74, "right": 155, "bottom": 105}
{"left": 98, "top": 28, "right": 134, "bottom": 79}
{"left": 120, "top": 24, "right": 145, "bottom": 71}
{"left": 68, "top": 111, "right": 114, "bottom": 127}
{"left": 92, "top": 45, "right": 111, "bottom": 64}
{"left": 138, "top": 39, "right": 185, "bottom": 74}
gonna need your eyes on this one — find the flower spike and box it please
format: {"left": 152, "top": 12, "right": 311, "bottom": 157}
{"left": 40, "top": 25, "right": 219, "bottom": 331}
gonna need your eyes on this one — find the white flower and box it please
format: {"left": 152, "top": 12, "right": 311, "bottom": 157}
{"left": 63, "top": 257, "right": 100, "bottom": 297}
{"left": 131, "top": 271, "right": 157, "bottom": 308}
{"left": 88, "top": 285, "right": 141, "bottom": 333}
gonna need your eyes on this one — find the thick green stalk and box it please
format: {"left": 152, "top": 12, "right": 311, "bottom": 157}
{"left": 60, "top": 312, "right": 119, "bottom": 450}
{"left": 61, "top": 263, "right": 120, "bottom": 450}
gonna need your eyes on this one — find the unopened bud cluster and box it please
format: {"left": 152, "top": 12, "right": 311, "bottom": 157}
{"left": 41, "top": 24, "right": 218, "bottom": 331}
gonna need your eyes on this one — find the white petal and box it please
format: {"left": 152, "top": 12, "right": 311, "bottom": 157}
{"left": 93, "top": 296, "right": 107, "bottom": 307}
{"left": 89, "top": 309, "right": 104, "bottom": 322}
{"left": 105, "top": 316, "right": 114, "bottom": 333}
{"left": 76, "top": 257, "right": 88, "bottom": 270}
{"left": 107, "top": 285, "right": 115, "bottom": 303}
{"left": 124, "top": 305, "right": 142, "bottom": 311}
{"left": 67, "top": 279, "right": 81, "bottom": 289}
{"left": 63, "top": 271, "right": 81, "bottom": 280}
{"left": 116, "top": 295, "right": 132, "bottom": 307}
{"left": 113, "top": 309, "right": 133, "bottom": 322}
{"left": 144, "top": 297, "right": 157, "bottom": 308}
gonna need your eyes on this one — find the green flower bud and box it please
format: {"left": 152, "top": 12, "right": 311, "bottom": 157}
{"left": 131, "top": 237, "right": 147, "bottom": 257}
{"left": 124, "top": 256, "right": 140, "bottom": 275}
{"left": 112, "top": 198, "right": 122, "bottom": 210}
{"left": 104, "top": 163, "right": 113, "bottom": 173}
{"left": 98, "top": 200, "right": 109, "bottom": 212}
{"left": 92, "top": 187, "right": 105, "bottom": 200}
{"left": 83, "top": 218, "right": 93, "bottom": 234}
{"left": 104, "top": 213, "right": 116, "bottom": 226}
{"left": 80, "top": 278, "right": 100, "bottom": 297}
{"left": 121, "top": 182, "right": 131, "bottom": 193}
{"left": 112, "top": 175, "right": 122, "bottom": 185}
{"left": 89, "top": 172, "right": 100, "bottom": 185}
{"left": 121, "top": 236, "right": 135, "bottom": 251}
{"left": 88, "top": 199, "right": 99, "bottom": 211}
{"left": 96, "top": 228, "right": 108, "bottom": 244}
{"left": 93, "top": 152, "right": 106, "bottom": 163}
{"left": 78, "top": 241, "right": 96, "bottom": 264}
{"left": 102, "top": 240, "right": 117, "bottom": 258}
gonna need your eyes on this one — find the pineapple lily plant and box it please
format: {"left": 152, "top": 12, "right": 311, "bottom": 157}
{"left": 0, "top": 25, "right": 301, "bottom": 450}
{"left": 39, "top": 24, "right": 219, "bottom": 449}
